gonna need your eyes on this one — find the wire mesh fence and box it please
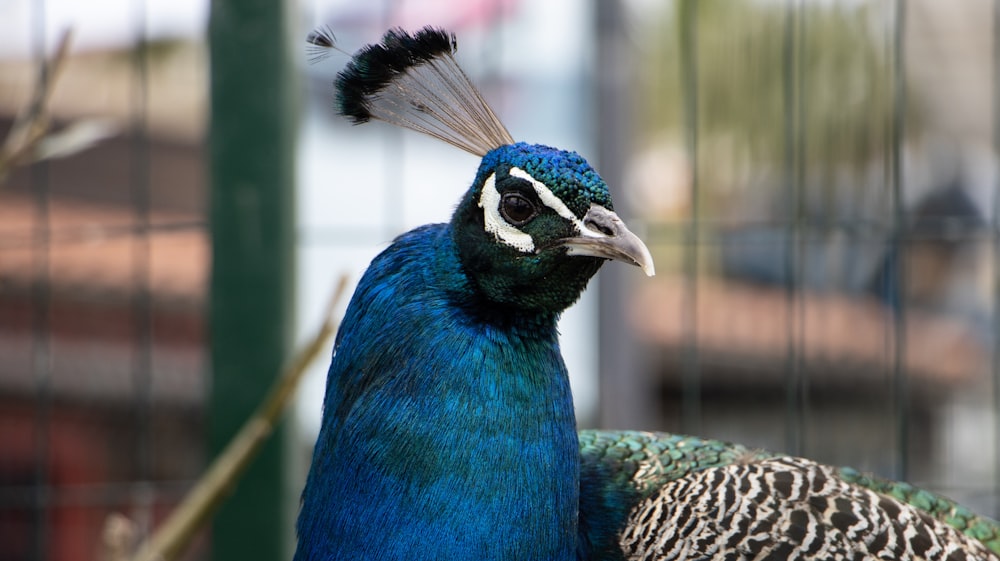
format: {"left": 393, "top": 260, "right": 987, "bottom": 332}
{"left": 616, "top": 0, "right": 1000, "bottom": 518}
{"left": 0, "top": 5, "right": 209, "bottom": 561}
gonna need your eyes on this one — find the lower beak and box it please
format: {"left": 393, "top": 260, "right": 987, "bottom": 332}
{"left": 556, "top": 205, "right": 655, "bottom": 277}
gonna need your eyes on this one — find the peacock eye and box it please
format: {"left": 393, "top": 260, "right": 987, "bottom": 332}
{"left": 500, "top": 192, "right": 537, "bottom": 226}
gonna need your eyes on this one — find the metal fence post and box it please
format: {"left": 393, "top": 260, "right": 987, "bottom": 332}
{"left": 209, "top": 0, "right": 296, "bottom": 558}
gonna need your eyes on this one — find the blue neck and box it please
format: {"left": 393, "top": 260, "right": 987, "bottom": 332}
{"left": 296, "top": 224, "right": 580, "bottom": 561}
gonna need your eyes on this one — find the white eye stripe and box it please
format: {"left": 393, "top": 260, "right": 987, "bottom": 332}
{"left": 508, "top": 167, "right": 579, "bottom": 224}
{"left": 477, "top": 167, "right": 605, "bottom": 254}
{"left": 478, "top": 173, "right": 535, "bottom": 252}
{"left": 509, "top": 167, "right": 604, "bottom": 239}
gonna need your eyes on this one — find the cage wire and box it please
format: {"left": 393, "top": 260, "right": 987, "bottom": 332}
{"left": 0, "top": 0, "right": 209, "bottom": 559}
{"left": 625, "top": 0, "right": 1000, "bottom": 517}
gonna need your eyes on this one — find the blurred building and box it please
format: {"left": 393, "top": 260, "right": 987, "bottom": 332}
{"left": 0, "top": 41, "right": 208, "bottom": 561}
{"left": 622, "top": 0, "right": 998, "bottom": 515}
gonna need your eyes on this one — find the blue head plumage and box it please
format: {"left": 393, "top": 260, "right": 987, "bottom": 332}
{"left": 450, "top": 142, "right": 650, "bottom": 314}
{"left": 474, "top": 142, "right": 613, "bottom": 214}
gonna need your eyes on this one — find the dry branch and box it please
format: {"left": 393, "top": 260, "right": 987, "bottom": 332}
{"left": 0, "top": 29, "right": 73, "bottom": 182}
{"left": 111, "top": 276, "right": 349, "bottom": 561}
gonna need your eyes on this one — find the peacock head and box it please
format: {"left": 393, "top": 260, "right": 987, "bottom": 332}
{"left": 451, "top": 142, "right": 654, "bottom": 313}
{"left": 312, "top": 26, "right": 654, "bottom": 313}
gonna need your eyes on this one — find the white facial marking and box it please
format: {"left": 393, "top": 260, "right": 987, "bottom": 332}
{"left": 478, "top": 172, "right": 535, "bottom": 252}
{"left": 478, "top": 167, "right": 607, "bottom": 253}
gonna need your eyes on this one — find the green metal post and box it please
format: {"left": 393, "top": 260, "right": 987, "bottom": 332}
{"left": 209, "top": 0, "right": 296, "bottom": 559}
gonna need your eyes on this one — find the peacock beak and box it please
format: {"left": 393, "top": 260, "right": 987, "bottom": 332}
{"left": 557, "top": 205, "right": 655, "bottom": 277}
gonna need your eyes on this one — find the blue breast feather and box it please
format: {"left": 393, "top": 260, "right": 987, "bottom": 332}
{"left": 296, "top": 224, "right": 580, "bottom": 561}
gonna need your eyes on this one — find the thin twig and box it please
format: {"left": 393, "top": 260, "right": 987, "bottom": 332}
{"left": 101, "top": 514, "right": 137, "bottom": 561}
{"left": 119, "top": 276, "right": 349, "bottom": 561}
{"left": 0, "top": 28, "right": 74, "bottom": 182}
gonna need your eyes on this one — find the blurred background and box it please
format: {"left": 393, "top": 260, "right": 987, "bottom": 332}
{"left": 1, "top": 0, "right": 998, "bottom": 559}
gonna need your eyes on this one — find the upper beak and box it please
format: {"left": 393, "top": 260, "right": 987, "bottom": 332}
{"left": 556, "top": 205, "right": 655, "bottom": 276}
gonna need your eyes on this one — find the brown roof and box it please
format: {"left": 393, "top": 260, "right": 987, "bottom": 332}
{"left": 0, "top": 193, "right": 207, "bottom": 305}
{"left": 631, "top": 276, "right": 988, "bottom": 386}
{"left": 0, "top": 193, "right": 207, "bottom": 405}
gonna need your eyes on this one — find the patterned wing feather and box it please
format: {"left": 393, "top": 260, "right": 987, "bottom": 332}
{"left": 839, "top": 467, "right": 1000, "bottom": 555}
{"left": 622, "top": 456, "right": 998, "bottom": 561}
{"left": 580, "top": 431, "right": 1000, "bottom": 561}
{"left": 578, "top": 430, "right": 774, "bottom": 559}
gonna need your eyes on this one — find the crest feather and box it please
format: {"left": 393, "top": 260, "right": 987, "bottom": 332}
{"left": 311, "top": 26, "right": 515, "bottom": 156}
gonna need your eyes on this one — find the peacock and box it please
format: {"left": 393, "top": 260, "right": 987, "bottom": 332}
{"left": 295, "top": 26, "right": 1000, "bottom": 561}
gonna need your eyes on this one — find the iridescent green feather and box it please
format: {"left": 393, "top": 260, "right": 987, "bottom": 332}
{"left": 839, "top": 467, "right": 1000, "bottom": 555}
{"left": 579, "top": 430, "right": 775, "bottom": 498}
